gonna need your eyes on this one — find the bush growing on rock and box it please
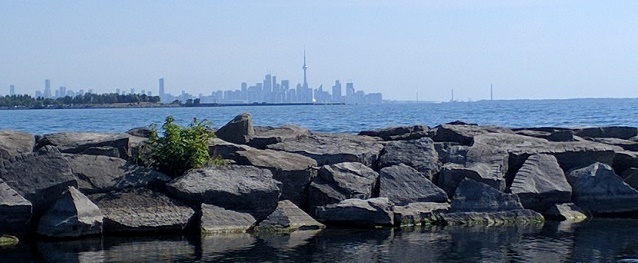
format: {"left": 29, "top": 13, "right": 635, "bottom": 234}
{"left": 143, "top": 116, "right": 215, "bottom": 178}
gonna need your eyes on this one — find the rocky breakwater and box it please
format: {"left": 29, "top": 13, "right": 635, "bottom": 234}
{"left": 2, "top": 114, "right": 638, "bottom": 241}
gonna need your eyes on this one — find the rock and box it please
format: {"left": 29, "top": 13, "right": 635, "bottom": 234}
{"left": 315, "top": 198, "right": 394, "bottom": 227}
{"left": 589, "top": 137, "right": 638, "bottom": 151}
{"left": 547, "top": 130, "right": 575, "bottom": 142}
{"left": 255, "top": 200, "right": 325, "bottom": 232}
{"left": 215, "top": 112, "right": 255, "bottom": 144}
{"left": 435, "top": 144, "right": 469, "bottom": 164}
{"left": 0, "top": 146, "right": 77, "bottom": 216}
{"left": 574, "top": 126, "right": 638, "bottom": 140}
{"left": 36, "top": 132, "right": 130, "bottom": 158}
{"left": 307, "top": 162, "right": 379, "bottom": 212}
{"left": 65, "top": 154, "right": 171, "bottom": 194}
{"left": 450, "top": 179, "right": 524, "bottom": 213}
{"left": 208, "top": 137, "right": 252, "bottom": 160}
{"left": 437, "top": 210, "right": 544, "bottom": 226}
{"left": 0, "top": 178, "right": 32, "bottom": 236}
{"left": 393, "top": 202, "right": 450, "bottom": 226}
{"left": 509, "top": 154, "right": 572, "bottom": 211}
{"left": 378, "top": 164, "right": 448, "bottom": 205}
{"left": 166, "top": 165, "right": 280, "bottom": 220}
{"left": 567, "top": 162, "right": 638, "bottom": 214}
{"left": 267, "top": 133, "right": 383, "bottom": 168}
{"left": 37, "top": 186, "right": 103, "bottom": 238}
{"left": 232, "top": 148, "right": 317, "bottom": 206}
{"left": 430, "top": 123, "right": 513, "bottom": 145}
{"left": 438, "top": 163, "right": 505, "bottom": 197}
{"left": 90, "top": 188, "right": 195, "bottom": 233}
{"left": 377, "top": 137, "right": 440, "bottom": 179}
{"left": 0, "top": 235, "right": 19, "bottom": 248}
{"left": 623, "top": 168, "right": 638, "bottom": 189}
{"left": 78, "top": 146, "right": 120, "bottom": 157}
{"left": 248, "top": 125, "right": 311, "bottom": 149}
{"left": 200, "top": 204, "right": 256, "bottom": 234}
{"left": 126, "top": 127, "right": 153, "bottom": 138}
{"left": 358, "top": 125, "right": 429, "bottom": 141}
{"left": 544, "top": 203, "right": 588, "bottom": 222}
{"left": 613, "top": 151, "right": 638, "bottom": 176}
{"left": 0, "top": 130, "right": 34, "bottom": 160}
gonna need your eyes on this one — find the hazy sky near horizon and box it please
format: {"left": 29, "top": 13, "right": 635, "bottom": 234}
{"left": 1, "top": 1, "right": 638, "bottom": 101}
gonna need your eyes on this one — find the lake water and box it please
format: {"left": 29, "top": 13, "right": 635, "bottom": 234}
{"left": 2, "top": 98, "right": 638, "bottom": 262}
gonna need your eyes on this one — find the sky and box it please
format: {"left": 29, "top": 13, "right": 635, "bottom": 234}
{"left": 1, "top": 1, "right": 638, "bottom": 101}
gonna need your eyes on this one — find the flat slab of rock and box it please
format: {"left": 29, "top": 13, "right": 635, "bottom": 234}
{"left": 574, "top": 126, "right": 638, "bottom": 140}
{"left": 232, "top": 148, "right": 317, "bottom": 206}
{"left": 544, "top": 203, "right": 588, "bottom": 222}
{"left": 267, "top": 133, "right": 383, "bottom": 168}
{"left": 166, "top": 165, "right": 280, "bottom": 220}
{"left": 0, "top": 130, "right": 34, "bottom": 160}
{"left": 37, "top": 186, "right": 103, "bottom": 238}
{"left": 378, "top": 137, "right": 440, "bottom": 179}
{"left": 509, "top": 154, "right": 572, "bottom": 211}
{"left": 358, "top": 125, "right": 429, "bottom": 141}
{"left": 256, "top": 200, "right": 324, "bottom": 232}
{"left": 379, "top": 164, "right": 447, "bottom": 205}
{"left": 0, "top": 178, "right": 32, "bottom": 236}
{"left": 248, "top": 125, "right": 311, "bottom": 149}
{"left": 65, "top": 154, "right": 171, "bottom": 194}
{"left": 567, "top": 162, "right": 638, "bottom": 214}
{"left": 200, "top": 204, "right": 256, "bottom": 234}
{"left": 215, "top": 112, "right": 255, "bottom": 144}
{"left": 90, "top": 188, "right": 195, "bottom": 233}
{"left": 393, "top": 202, "right": 450, "bottom": 226}
{"left": 315, "top": 198, "right": 394, "bottom": 227}
{"left": 450, "top": 178, "right": 524, "bottom": 213}
{"left": 36, "top": 132, "right": 130, "bottom": 158}
{"left": 431, "top": 123, "right": 513, "bottom": 145}
{"left": 0, "top": 146, "right": 77, "bottom": 216}
{"left": 308, "top": 162, "right": 379, "bottom": 212}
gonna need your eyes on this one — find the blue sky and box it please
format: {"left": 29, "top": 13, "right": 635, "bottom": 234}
{"left": 1, "top": 1, "right": 637, "bottom": 101}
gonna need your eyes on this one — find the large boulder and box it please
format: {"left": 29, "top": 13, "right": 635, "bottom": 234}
{"left": 0, "top": 146, "right": 77, "bottom": 216}
{"left": 588, "top": 137, "right": 638, "bottom": 151}
{"left": 90, "top": 188, "right": 195, "bottom": 233}
{"left": 248, "top": 125, "right": 311, "bottom": 149}
{"left": 307, "top": 162, "right": 379, "bottom": 212}
{"left": 544, "top": 203, "right": 588, "bottom": 222}
{"left": 314, "top": 197, "right": 394, "bottom": 227}
{"left": 566, "top": 162, "right": 638, "bottom": 214}
{"left": 208, "top": 137, "right": 251, "bottom": 161}
{"left": 623, "top": 168, "right": 638, "bottom": 189}
{"left": 358, "top": 125, "right": 429, "bottom": 141}
{"left": 509, "top": 154, "right": 572, "bottom": 211}
{"left": 378, "top": 164, "right": 447, "bottom": 205}
{"left": 574, "top": 126, "right": 638, "bottom": 140}
{"left": 393, "top": 202, "right": 450, "bottom": 227}
{"left": 215, "top": 112, "right": 255, "bottom": 144}
{"left": 166, "top": 165, "right": 280, "bottom": 220}
{"left": 377, "top": 137, "right": 440, "bottom": 179}
{"left": 438, "top": 163, "right": 505, "bottom": 197}
{"left": 430, "top": 123, "right": 513, "bottom": 145}
{"left": 37, "top": 186, "right": 103, "bottom": 238}
{"left": 200, "top": 204, "right": 256, "bottom": 234}
{"left": 0, "top": 130, "right": 34, "bottom": 160}
{"left": 230, "top": 148, "right": 317, "bottom": 207}
{"left": 255, "top": 200, "right": 324, "bottom": 232}
{"left": 267, "top": 133, "right": 383, "bottom": 168}
{"left": 0, "top": 178, "right": 32, "bottom": 236}
{"left": 64, "top": 154, "right": 171, "bottom": 194}
{"left": 36, "top": 132, "right": 130, "bottom": 159}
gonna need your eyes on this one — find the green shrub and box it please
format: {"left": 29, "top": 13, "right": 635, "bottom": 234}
{"left": 144, "top": 116, "right": 215, "bottom": 178}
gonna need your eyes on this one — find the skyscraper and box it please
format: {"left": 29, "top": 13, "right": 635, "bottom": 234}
{"left": 44, "top": 79, "right": 52, "bottom": 98}
{"left": 9, "top": 85, "right": 15, "bottom": 96}
{"left": 159, "top": 78, "right": 165, "bottom": 97}
{"left": 332, "top": 80, "right": 342, "bottom": 102}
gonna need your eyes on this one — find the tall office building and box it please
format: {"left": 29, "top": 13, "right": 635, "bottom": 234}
{"left": 9, "top": 85, "right": 15, "bottom": 96}
{"left": 44, "top": 79, "right": 52, "bottom": 98}
{"left": 159, "top": 78, "right": 165, "bottom": 97}
{"left": 332, "top": 80, "right": 342, "bottom": 102}
{"left": 346, "top": 82, "right": 354, "bottom": 97}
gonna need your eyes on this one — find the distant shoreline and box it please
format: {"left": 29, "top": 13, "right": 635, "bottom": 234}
{"left": 0, "top": 102, "right": 347, "bottom": 110}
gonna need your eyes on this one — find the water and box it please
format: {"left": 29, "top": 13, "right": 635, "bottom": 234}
{"left": 1, "top": 98, "right": 638, "bottom": 135}
{"left": 2, "top": 219, "right": 638, "bottom": 262}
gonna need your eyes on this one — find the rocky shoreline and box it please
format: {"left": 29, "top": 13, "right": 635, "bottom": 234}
{"left": 2, "top": 113, "right": 638, "bottom": 242}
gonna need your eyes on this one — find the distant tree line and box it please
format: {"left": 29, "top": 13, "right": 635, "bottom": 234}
{"left": 0, "top": 93, "right": 161, "bottom": 108}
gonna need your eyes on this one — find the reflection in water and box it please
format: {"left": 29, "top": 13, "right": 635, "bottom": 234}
{"left": 2, "top": 219, "right": 638, "bottom": 262}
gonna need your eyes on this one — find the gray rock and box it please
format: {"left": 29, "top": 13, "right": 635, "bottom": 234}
{"left": 0, "top": 130, "right": 34, "bottom": 160}
{"left": 37, "top": 186, "right": 103, "bottom": 238}
{"left": 438, "top": 163, "right": 505, "bottom": 197}
{"left": 90, "top": 188, "right": 195, "bottom": 233}
{"left": 65, "top": 154, "right": 171, "bottom": 194}
{"left": 623, "top": 168, "right": 638, "bottom": 189}
{"left": 208, "top": 137, "right": 252, "bottom": 161}
{"left": 509, "top": 154, "right": 572, "bottom": 211}
{"left": 200, "top": 204, "right": 256, "bottom": 234}
{"left": 378, "top": 137, "right": 440, "bottom": 179}
{"left": 358, "top": 125, "right": 429, "bottom": 141}
{"left": 315, "top": 197, "right": 394, "bottom": 227}
{"left": 589, "top": 137, "right": 638, "bottom": 151}
{"left": 547, "top": 130, "right": 575, "bottom": 142}
{"left": 379, "top": 164, "right": 448, "bottom": 205}
{"left": 232, "top": 148, "right": 317, "bottom": 206}
{"left": 248, "top": 125, "right": 311, "bottom": 149}
{"left": 393, "top": 202, "right": 450, "bottom": 226}
{"left": 574, "top": 126, "right": 638, "bottom": 140}
{"left": 0, "top": 178, "right": 32, "bottom": 236}
{"left": 430, "top": 123, "right": 513, "bottom": 145}
{"left": 567, "top": 162, "right": 638, "bottom": 214}
{"left": 544, "top": 203, "right": 588, "bottom": 221}
{"left": 267, "top": 133, "right": 383, "bottom": 168}
{"left": 613, "top": 151, "right": 638, "bottom": 176}
{"left": 166, "top": 165, "right": 280, "bottom": 220}
{"left": 437, "top": 210, "right": 544, "bottom": 226}
{"left": 79, "top": 146, "right": 120, "bottom": 157}
{"left": 450, "top": 178, "right": 524, "bottom": 213}
{"left": 307, "top": 162, "right": 379, "bottom": 212}
{"left": 36, "top": 132, "right": 130, "bottom": 158}
{"left": 126, "top": 127, "right": 153, "bottom": 138}
{"left": 256, "top": 200, "right": 324, "bottom": 232}
{"left": 0, "top": 146, "right": 77, "bottom": 216}
{"left": 215, "top": 112, "right": 255, "bottom": 144}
